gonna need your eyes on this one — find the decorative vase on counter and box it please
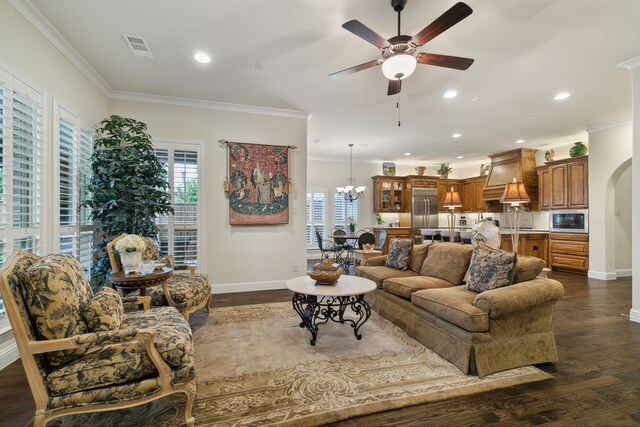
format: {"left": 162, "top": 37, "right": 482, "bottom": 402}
{"left": 544, "top": 149, "right": 557, "bottom": 162}
{"left": 415, "top": 166, "right": 426, "bottom": 176}
{"left": 569, "top": 142, "right": 588, "bottom": 157}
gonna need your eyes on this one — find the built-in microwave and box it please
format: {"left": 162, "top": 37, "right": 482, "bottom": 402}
{"left": 550, "top": 209, "right": 588, "bottom": 233}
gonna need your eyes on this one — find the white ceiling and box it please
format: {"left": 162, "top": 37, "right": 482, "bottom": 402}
{"left": 28, "top": 0, "right": 640, "bottom": 165}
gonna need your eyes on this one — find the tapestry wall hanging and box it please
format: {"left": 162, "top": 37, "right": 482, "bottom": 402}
{"left": 225, "top": 141, "right": 291, "bottom": 225}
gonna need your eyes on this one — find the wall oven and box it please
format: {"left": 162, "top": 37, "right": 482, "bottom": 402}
{"left": 550, "top": 209, "right": 588, "bottom": 233}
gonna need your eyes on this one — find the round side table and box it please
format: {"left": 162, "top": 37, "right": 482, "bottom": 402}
{"left": 109, "top": 267, "right": 173, "bottom": 296}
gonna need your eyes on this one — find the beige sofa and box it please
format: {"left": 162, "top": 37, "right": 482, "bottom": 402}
{"left": 356, "top": 242, "right": 564, "bottom": 377}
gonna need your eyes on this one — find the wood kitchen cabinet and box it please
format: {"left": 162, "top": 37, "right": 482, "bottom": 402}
{"left": 437, "top": 179, "right": 462, "bottom": 212}
{"left": 500, "top": 233, "right": 549, "bottom": 265}
{"left": 537, "top": 167, "right": 551, "bottom": 210}
{"left": 461, "top": 176, "right": 486, "bottom": 212}
{"left": 549, "top": 232, "right": 589, "bottom": 273}
{"left": 374, "top": 227, "right": 412, "bottom": 254}
{"left": 538, "top": 156, "right": 588, "bottom": 210}
{"left": 373, "top": 176, "right": 407, "bottom": 213}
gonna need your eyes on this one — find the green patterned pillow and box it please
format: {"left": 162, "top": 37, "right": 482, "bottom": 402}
{"left": 22, "top": 254, "right": 94, "bottom": 367}
{"left": 465, "top": 244, "right": 517, "bottom": 293}
{"left": 84, "top": 287, "right": 124, "bottom": 332}
{"left": 385, "top": 238, "right": 413, "bottom": 270}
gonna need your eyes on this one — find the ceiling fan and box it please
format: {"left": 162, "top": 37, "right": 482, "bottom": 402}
{"left": 329, "top": 0, "right": 474, "bottom": 96}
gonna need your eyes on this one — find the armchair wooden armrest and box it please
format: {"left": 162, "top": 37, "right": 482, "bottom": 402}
{"left": 26, "top": 327, "right": 173, "bottom": 387}
{"left": 174, "top": 264, "right": 196, "bottom": 274}
{"left": 122, "top": 294, "right": 151, "bottom": 310}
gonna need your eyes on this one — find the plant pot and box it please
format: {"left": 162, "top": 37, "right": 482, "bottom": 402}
{"left": 440, "top": 174, "right": 448, "bottom": 179}
{"left": 120, "top": 251, "right": 142, "bottom": 274}
{"left": 569, "top": 142, "right": 588, "bottom": 157}
{"left": 415, "top": 166, "right": 426, "bottom": 176}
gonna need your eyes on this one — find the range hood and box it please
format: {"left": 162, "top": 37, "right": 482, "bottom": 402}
{"left": 483, "top": 148, "right": 539, "bottom": 209}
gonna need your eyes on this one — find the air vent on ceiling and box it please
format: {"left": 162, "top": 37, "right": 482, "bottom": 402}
{"left": 123, "top": 34, "right": 154, "bottom": 59}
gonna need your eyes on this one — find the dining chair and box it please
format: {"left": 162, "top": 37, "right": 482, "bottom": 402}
{"left": 315, "top": 230, "right": 342, "bottom": 261}
{"left": 357, "top": 232, "right": 376, "bottom": 249}
{"left": 375, "top": 228, "right": 388, "bottom": 251}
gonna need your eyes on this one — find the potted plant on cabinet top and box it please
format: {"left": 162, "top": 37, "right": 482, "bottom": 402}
{"left": 436, "top": 163, "right": 453, "bottom": 179}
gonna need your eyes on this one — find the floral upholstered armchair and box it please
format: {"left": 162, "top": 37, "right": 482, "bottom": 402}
{"left": 107, "top": 233, "right": 211, "bottom": 321}
{"left": 0, "top": 250, "right": 196, "bottom": 427}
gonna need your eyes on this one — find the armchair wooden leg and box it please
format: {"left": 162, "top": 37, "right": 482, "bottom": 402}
{"left": 33, "top": 412, "right": 46, "bottom": 427}
{"left": 184, "top": 380, "right": 197, "bottom": 427}
{"left": 206, "top": 293, "right": 212, "bottom": 313}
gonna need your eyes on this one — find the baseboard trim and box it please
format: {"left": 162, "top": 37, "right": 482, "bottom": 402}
{"left": 616, "top": 269, "right": 633, "bottom": 278}
{"left": 587, "top": 270, "right": 617, "bottom": 281}
{"left": 630, "top": 309, "right": 640, "bottom": 324}
{"left": 0, "top": 339, "right": 19, "bottom": 371}
{"left": 212, "top": 280, "right": 287, "bottom": 294}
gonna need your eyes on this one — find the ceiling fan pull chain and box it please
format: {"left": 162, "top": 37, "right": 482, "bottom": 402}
{"left": 397, "top": 97, "right": 401, "bottom": 127}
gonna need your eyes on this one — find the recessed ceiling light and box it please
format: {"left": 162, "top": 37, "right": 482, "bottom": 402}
{"left": 457, "top": 155, "right": 464, "bottom": 159}
{"left": 404, "top": 152, "right": 412, "bottom": 156}
{"left": 516, "top": 139, "right": 525, "bottom": 144}
{"left": 194, "top": 52, "right": 211, "bottom": 64}
{"left": 471, "top": 96, "right": 481, "bottom": 101}
{"left": 452, "top": 133, "right": 462, "bottom": 138}
{"left": 443, "top": 90, "right": 457, "bottom": 99}
{"left": 554, "top": 92, "right": 570, "bottom": 100}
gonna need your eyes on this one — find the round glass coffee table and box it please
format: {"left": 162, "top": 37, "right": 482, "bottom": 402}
{"left": 285, "top": 275, "right": 376, "bottom": 346}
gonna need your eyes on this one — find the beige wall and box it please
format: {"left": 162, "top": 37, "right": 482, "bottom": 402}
{"left": 587, "top": 123, "right": 633, "bottom": 280}
{"left": 614, "top": 164, "right": 633, "bottom": 273}
{"left": 109, "top": 99, "right": 308, "bottom": 290}
{"left": 632, "top": 66, "right": 640, "bottom": 323}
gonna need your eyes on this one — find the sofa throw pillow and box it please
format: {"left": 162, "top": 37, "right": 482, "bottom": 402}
{"left": 22, "top": 254, "right": 94, "bottom": 367}
{"left": 409, "top": 243, "right": 430, "bottom": 273}
{"left": 385, "top": 238, "right": 413, "bottom": 270}
{"left": 465, "top": 244, "right": 517, "bottom": 293}
{"left": 421, "top": 243, "right": 473, "bottom": 285}
{"left": 512, "top": 255, "right": 545, "bottom": 284}
{"left": 84, "top": 287, "right": 124, "bottom": 332}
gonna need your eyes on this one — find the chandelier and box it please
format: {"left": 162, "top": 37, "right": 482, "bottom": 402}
{"left": 336, "top": 144, "right": 365, "bottom": 202}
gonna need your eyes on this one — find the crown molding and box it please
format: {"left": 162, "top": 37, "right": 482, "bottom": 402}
{"left": 110, "top": 90, "right": 309, "bottom": 119}
{"left": 585, "top": 117, "right": 632, "bottom": 133}
{"left": 8, "top": 0, "right": 113, "bottom": 96}
{"left": 618, "top": 55, "right": 640, "bottom": 70}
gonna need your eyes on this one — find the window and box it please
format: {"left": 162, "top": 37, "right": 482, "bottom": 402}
{"left": 333, "top": 194, "right": 358, "bottom": 232}
{"left": 55, "top": 103, "right": 94, "bottom": 277}
{"left": 306, "top": 192, "right": 326, "bottom": 248}
{"left": 0, "top": 67, "right": 44, "bottom": 329}
{"left": 154, "top": 144, "right": 201, "bottom": 267}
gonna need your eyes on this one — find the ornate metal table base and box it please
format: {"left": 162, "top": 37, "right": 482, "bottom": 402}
{"left": 291, "top": 293, "right": 371, "bottom": 346}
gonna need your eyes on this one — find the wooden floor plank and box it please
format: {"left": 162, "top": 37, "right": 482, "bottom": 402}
{"left": 0, "top": 271, "right": 638, "bottom": 426}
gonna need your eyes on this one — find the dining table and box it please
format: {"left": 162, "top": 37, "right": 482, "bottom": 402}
{"left": 329, "top": 232, "right": 359, "bottom": 269}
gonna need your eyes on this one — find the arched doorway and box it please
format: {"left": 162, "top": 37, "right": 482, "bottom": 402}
{"left": 611, "top": 159, "right": 633, "bottom": 277}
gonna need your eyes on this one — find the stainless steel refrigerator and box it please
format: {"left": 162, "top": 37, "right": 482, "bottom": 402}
{"left": 412, "top": 188, "right": 439, "bottom": 242}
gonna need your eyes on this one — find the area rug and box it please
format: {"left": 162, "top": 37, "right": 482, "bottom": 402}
{"left": 51, "top": 302, "right": 552, "bottom": 426}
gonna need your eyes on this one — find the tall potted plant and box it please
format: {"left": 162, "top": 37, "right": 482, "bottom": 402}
{"left": 84, "top": 115, "right": 173, "bottom": 285}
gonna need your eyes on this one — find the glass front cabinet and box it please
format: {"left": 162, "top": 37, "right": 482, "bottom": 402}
{"left": 373, "top": 176, "right": 407, "bottom": 213}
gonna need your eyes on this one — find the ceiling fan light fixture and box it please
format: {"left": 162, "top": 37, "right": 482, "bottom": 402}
{"left": 382, "top": 54, "right": 417, "bottom": 80}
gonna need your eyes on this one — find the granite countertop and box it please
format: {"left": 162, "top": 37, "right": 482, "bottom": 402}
{"left": 499, "top": 229, "right": 550, "bottom": 235}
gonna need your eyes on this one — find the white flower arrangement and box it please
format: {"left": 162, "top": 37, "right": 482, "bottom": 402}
{"left": 114, "top": 234, "right": 146, "bottom": 253}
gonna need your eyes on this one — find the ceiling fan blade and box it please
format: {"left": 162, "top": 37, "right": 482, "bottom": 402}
{"left": 412, "top": 2, "right": 473, "bottom": 47}
{"left": 387, "top": 79, "right": 402, "bottom": 96}
{"left": 329, "top": 59, "right": 382, "bottom": 80}
{"left": 342, "top": 20, "right": 391, "bottom": 49}
{"left": 416, "top": 53, "right": 474, "bottom": 70}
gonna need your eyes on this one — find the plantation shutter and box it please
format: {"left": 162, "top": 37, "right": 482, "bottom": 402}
{"left": 56, "top": 104, "right": 94, "bottom": 277}
{"left": 0, "top": 69, "right": 44, "bottom": 331}
{"left": 306, "top": 192, "right": 325, "bottom": 248}
{"left": 154, "top": 145, "right": 200, "bottom": 266}
{"left": 332, "top": 194, "right": 358, "bottom": 232}
{"left": 173, "top": 150, "right": 198, "bottom": 265}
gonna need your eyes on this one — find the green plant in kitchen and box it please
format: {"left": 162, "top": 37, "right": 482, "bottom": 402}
{"left": 348, "top": 216, "right": 356, "bottom": 233}
{"left": 375, "top": 213, "right": 385, "bottom": 225}
{"left": 436, "top": 163, "right": 453, "bottom": 179}
{"left": 82, "top": 115, "right": 173, "bottom": 285}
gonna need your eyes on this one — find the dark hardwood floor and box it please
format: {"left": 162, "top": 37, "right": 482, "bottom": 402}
{"left": 1, "top": 271, "right": 638, "bottom": 426}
